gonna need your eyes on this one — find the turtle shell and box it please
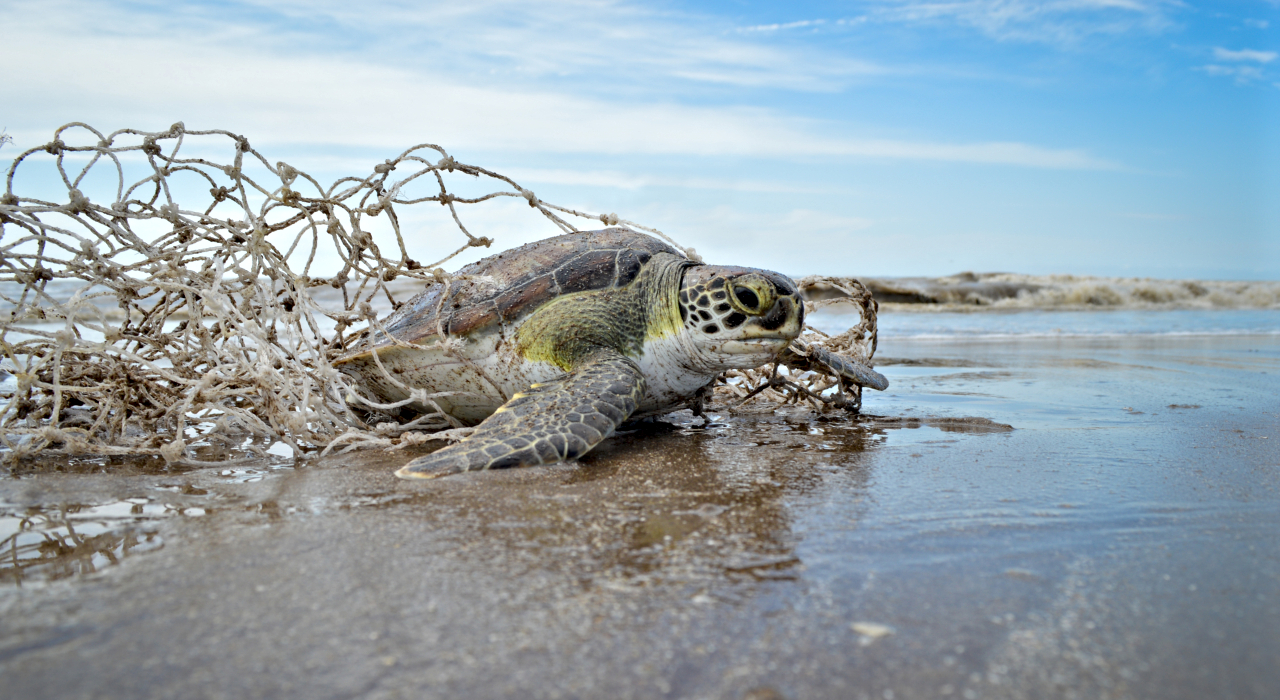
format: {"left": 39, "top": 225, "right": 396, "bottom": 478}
{"left": 355, "top": 228, "right": 681, "bottom": 352}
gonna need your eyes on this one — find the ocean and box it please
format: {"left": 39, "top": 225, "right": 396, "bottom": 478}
{"left": 818, "top": 306, "right": 1280, "bottom": 339}
{"left": 808, "top": 272, "right": 1280, "bottom": 339}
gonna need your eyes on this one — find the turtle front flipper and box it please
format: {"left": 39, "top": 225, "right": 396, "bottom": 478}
{"left": 779, "top": 340, "right": 889, "bottom": 391}
{"left": 396, "top": 349, "right": 646, "bottom": 479}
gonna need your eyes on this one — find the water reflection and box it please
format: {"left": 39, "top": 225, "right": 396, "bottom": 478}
{"left": 366, "top": 411, "right": 895, "bottom": 594}
{"left": 0, "top": 409, "right": 1006, "bottom": 594}
{"left": 4, "top": 436, "right": 295, "bottom": 477}
{"left": 0, "top": 498, "right": 203, "bottom": 585}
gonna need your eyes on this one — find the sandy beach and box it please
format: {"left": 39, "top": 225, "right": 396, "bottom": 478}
{"left": 4, "top": 1, "right": 1278, "bottom": 694}
{"left": 2, "top": 328, "right": 1277, "bottom": 699}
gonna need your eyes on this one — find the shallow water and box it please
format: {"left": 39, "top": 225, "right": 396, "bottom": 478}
{"left": 1, "top": 317, "right": 1278, "bottom": 699}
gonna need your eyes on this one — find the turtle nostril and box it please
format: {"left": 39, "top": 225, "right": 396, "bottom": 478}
{"left": 733, "top": 286, "right": 759, "bottom": 312}
{"left": 757, "top": 296, "right": 790, "bottom": 331}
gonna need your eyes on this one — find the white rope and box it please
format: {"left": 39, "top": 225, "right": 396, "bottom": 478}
{"left": 0, "top": 123, "right": 877, "bottom": 465}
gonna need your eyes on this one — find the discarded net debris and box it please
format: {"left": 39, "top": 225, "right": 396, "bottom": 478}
{"left": 0, "top": 123, "right": 877, "bottom": 466}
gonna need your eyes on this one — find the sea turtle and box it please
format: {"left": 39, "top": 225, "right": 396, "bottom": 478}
{"left": 336, "top": 228, "right": 887, "bottom": 479}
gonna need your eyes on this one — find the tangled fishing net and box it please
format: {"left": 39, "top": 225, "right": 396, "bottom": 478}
{"left": 0, "top": 123, "right": 878, "bottom": 467}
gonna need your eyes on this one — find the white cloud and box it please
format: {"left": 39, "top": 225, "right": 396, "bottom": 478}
{"left": 499, "top": 168, "right": 833, "bottom": 194}
{"left": 0, "top": 1, "right": 1118, "bottom": 170}
{"left": 1212, "top": 47, "right": 1279, "bottom": 63}
{"left": 780, "top": 208, "right": 875, "bottom": 232}
{"left": 228, "top": 0, "right": 885, "bottom": 93}
{"left": 736, "top": 19, "right": 828, "bottom": 33}
{"left": 1199, "top": 64, "right": 1265, "bottom": 81}
{"left": 1243, "top": 18, "right": 1270, "bottom": 29}
{"left": 640, "top": 204, "right": 879, "bottom": 273}
{"left": 869, "top": 0, "right": 1179, "bottom": 44}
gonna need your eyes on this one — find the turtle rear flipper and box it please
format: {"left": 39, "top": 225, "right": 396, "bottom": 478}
{"left": 396, "top": 349, "right": 646, "bottom": 479}
{"left": 780, "top": 340, "right": 889, "bottom": 391}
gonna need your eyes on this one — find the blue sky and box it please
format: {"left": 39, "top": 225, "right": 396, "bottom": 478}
{"left": 3, "top": 0, "right": 1277, "bottom": 279}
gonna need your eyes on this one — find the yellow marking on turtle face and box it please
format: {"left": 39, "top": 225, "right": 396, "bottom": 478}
{"left": 640, "top": 257, "right": 687, "bottom": 346}
{"left": 643, "top": 278, "right": 684, "bottom": 344}
{"left": 515, "top": 254, "right": 687, "bottom": 370}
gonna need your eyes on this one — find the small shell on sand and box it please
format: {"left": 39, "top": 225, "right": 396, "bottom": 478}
{"left": 851, "top": 622, "right": 895, "bottom": 640}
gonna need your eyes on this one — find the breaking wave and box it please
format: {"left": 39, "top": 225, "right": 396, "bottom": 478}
{"left": 801, "top": 273, "right": 1280, "bottom": 310}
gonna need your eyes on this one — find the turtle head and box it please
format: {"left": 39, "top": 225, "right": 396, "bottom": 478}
{"left": 677, "top": 265, "right": 804, "bottom": 370}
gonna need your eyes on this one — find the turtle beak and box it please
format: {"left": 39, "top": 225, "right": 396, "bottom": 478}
{"left": 720, "top": 295, "right": 801, "bottom": 356}
{"left": 719, "top": 337, "right": 791, "bottom": 355}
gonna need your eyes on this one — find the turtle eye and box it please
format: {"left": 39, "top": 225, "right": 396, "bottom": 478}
{"left": 726, "top": 273, "right": 778, "bottom": 316}
{"left": 732, "top": 286, "right": 760, "bottom": 312}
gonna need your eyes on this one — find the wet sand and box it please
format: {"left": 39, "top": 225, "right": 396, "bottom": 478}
{"left": 2, "top": 333, "right": 1278, "bottom": 699}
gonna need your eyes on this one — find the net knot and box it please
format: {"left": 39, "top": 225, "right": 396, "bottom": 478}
{"left": 141, "top": 138, "right": 161, "bottom": 157}
{"left": 65, "top": 189, "right": 90, "bottom": 213}
{"left": 685, "top": 247, "right": 703, "bottom": 263}
{"left": 280, "top": 412, "right": 307, "bottom": 435}
{"left": 203, "top": 292, "right": 227, "bottom": 314}
{"left": 159, "top": 438, "right": 186, "bottom": 464}
{"left": 600, "top": 212, "right": 619, "bottom": 226}
{"left": 39, "top": 426, "right": 65, "bottom": 446}
{"left": 44, "top": 139, "right": 65, "bottom": 155}
{"left": 0, "top": 193, "right": 17, "bottom": 206}
{"left": 437, "top": 155, "right": 457, "bottom": 171}
{"left": 55, "top": 328, "right": 76, "bottom": 350}
{"left": 471, "top": 237, "right": 493, "bottom": 248}
{"left": 24, "top": 266, "right": 54, "bottom": 284}
{"left": 374, "top": 160, "right": 396, "bottom": 174}
{"left": 276, "top": 162, "right": 299, "bottom": 186}
{"left": 520, "top": 188, "right": 539, "bottom": 207}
